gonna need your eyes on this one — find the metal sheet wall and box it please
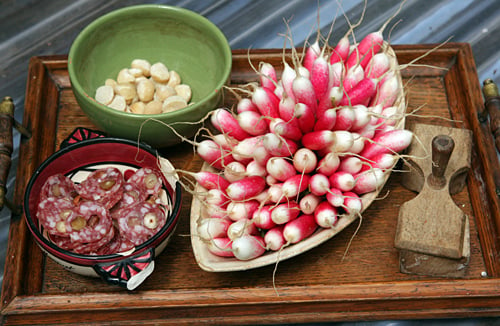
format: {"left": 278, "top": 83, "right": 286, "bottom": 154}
{"left": 0, "top": 2, "right": 498, "bottom": 324}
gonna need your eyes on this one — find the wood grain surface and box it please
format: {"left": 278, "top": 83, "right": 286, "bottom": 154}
{"left": 1, "top": 44, "right": 500, "bottom": 325}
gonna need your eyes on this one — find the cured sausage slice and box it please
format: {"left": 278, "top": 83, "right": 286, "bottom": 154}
{"left": 77, "top": 167, "right": 124, "bottom": 209}
{"left": 51, "top": 226, "right": 115, "bottom": 255}
{"left": 111, "top": 182, "right": 148, "bottom": 213}
{"left": 40, "top": 174, "right": 77, "bottom": 201}
{"left": 117, "top": 202, "right": 166, "bottom": 245}
{"left": 37, "top": 197, "right": 76, "bottom": 236}
{"left": 127, "top": 167, "right": 163, "bottom": 197}
{"left": 71, "top": 226, "right": 116, "bottom": 255}
{"left": 66, "top": 201, "right": 113, "bottom": 243}
{"left": 96, "top": 227, "right": 135, "bottom": 255}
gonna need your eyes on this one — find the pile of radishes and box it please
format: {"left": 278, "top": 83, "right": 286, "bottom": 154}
{"left": 192, "top": 24, "right": 413, "bottom": 262}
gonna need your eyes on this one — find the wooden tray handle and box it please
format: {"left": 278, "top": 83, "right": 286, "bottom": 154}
{"left": 482, "top": 79, "right": 500, "bottom": 152}
{"left": 0, "top": 96, "right": 31, "bottom": 213}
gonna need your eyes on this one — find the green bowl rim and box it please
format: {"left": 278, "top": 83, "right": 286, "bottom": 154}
{"left": 67, "top": 4, "right": 232, "bottom": 122}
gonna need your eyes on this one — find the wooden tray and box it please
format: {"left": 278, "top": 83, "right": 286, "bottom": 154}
{"left": 2, "top": 44, "right": 500, "bottom": 325}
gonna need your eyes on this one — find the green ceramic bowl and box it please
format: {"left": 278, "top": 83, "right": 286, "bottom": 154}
{"left": 68, "top": 5, "right": 232, "bottom": 148}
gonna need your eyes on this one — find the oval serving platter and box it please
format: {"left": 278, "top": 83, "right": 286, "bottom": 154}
{"left": 190, "top": 44, "right": 406, "bottom": 272}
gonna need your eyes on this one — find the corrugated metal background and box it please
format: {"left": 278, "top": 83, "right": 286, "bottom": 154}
{"left": 0, "top": 1, "right": 498, "bottom": 324}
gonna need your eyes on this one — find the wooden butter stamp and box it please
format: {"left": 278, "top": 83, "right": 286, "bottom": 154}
{"left": 395, "top": 123, "right": 472, "bottom": 277}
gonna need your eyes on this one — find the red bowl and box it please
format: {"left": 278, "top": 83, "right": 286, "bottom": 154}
{"left": 23, "top": 128, "right": 182, "bottom": 290}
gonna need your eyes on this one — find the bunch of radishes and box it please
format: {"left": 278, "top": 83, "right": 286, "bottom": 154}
{"left": 192, "top": 25, "right": 413, "bottom": 261}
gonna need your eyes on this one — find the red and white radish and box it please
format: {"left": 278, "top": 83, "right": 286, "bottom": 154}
{"left": 266, "top": 157, "right": 296, "bottom": 182}
{"left": 263, "top": 132, "right": 298, "bottom": 157}
{"left": 314, "top": 201, "right": 339, "bottom": 228}
{"left": 194, "top": 171, "right": 230, "bottom": 191}
{"left": 264, "top": 225, "right": 286, "bottom": 251}
{"left": 365, "top": 52, "right": 391, "bottom": 79}
{"left": 338, "top": 156, "right": 363, "bottom": 175}
{"left": 293, "top": 75, "right": 317, "bottom": 112}
{"left": 246, "top": 160, "right": 267, "bottom": 177}
{"left": 345, "top": 31, "right": 384, "bottom": 70}
{"left": 211, "top": 108, "right": 250, "bottom": 141}
{"left": 299, "top": 193, "right": 321, "bottom": 215}
{"left": 325, "top": 187, "right": 344, "bottom": 207}
{"left": 206, "top": 188, "right": 229, "bottom": 208}
{"left": 231, "top": 136, "right": 263, "bottom": 163}
{"left": 282, "top": 174, "right": 311, "bottom": 198}
{"left": 317, "top": 152, "right": 340, "bottom": 176}
{"left": 227, "top": 200, "right": 260, "bottom": 221}
{"left": 237, "top": 110, "right": 269, "bottom": 136}
{"left": 359, "top": 129, "right": 413, "bottom": 159}
{"left": 302, "top": 130, "right": 336, "bottom": 151}
{"left": 309, "top": 173, "right": 330, "bottom": 196}
{"left": 259, "top": 62, "right": 278, "bottom": 92}
{"left": 278, "top": 95, "right": 296, "bottom": 122}
{"left": 294, "top": 103, "right": 316, "bottom": 134}
{"left": 360, "top": 152, "right": 398, "bottom": 172}
{"left": 197, "top": 139, "right": 235, "bottom": 170}
{"left": 329, "top": 171, "right": 356, "bottom": 192}
{"left": 293, "top": 147, "right": 317, "bottom": 173}
{"left": 332, "top": 107, "right": 355, "bottom": 131}
{"left": 283, "top": 214, "right": 317, "bottom": 244}
{"left": 343, "top": 191, "right": 363, "bottom": 215}
{"left": 271, "top": 201, "right": 301, "bottom": 225}
{"left": 207, "top": 237, "right": 234, "bottom": 258}
{"left": 311, "top": 55, "right": 330, "bottom": 101}
{"left": 353, "top": 167, "right": 386, "bottom": 194}
{"left": 273, "top": 120, "right": 303, "bottom": 141}
{"left": 267, "top": 183, "right": 285, "bottom": 203}
{"left": 252, "top": 205, "right": 276, "bottom": 230}
{"left": 330, "top": 35, "right": 350, "bottom": 64}
{"left": 232, "top": 235, "right": 266, "bottom": 260}
{"left": 236, "top": 97, "right": 258, "bottom": 114}
{"left": 223, "top": 161, "right": 247, "bottom": 183}
{"left": 226, "top": 175, "right": 266, "bottom": 201}
{"left": 313, "top": 108, "right": 337, "bottom": 131}
{"left": 197, "top": 217, "right": 231, "bottom": 241}
{"left": 227, "top": 219, "right": 258, "bottom": 240}
{"left": 252, "top": 87, "right": 280, "bottom": 119}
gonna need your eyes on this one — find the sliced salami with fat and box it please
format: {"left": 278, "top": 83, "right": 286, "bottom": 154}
{"left": 111, "top": 182, "right": 148, "bottom": 213}
{"left": 77, "top": 167, "right": 124, "bottom": 209}
{"left": 117, "top": 202, "right": 167, "bottom": 246}
{"left": 127, "top": 167, "right": 163, "bottom": 197}
{"left": 66, "top": 201, "right": 113, "bottom": 243}
{"left": 37, "top": 197, "right": 76, "bottom": 236}
{"left": 40, "top": 174, "right": 78, "bottom": 201}
{"left": 96, "top": 226, "right": 135, "bottom": 255}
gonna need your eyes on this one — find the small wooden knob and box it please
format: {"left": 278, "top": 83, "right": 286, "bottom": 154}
{"left": 428, "top": 134, "right": 455, "bottom": 189}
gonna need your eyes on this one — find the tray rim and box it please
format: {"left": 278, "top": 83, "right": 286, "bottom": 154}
{"left": 2, "top": 44, "right": 500, "bottom": 325}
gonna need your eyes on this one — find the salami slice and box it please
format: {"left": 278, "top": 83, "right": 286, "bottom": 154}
{"left": 50, "top": 234, "right": 77, "bottom": 251}
{"left": 66, "top": 201, "right": 113, "bottom": 243}
{"left": 127, "top": 167, "right": 163, "bottom": 197}
{"left": 96, "top": 227, "right": 135, "bottom": 255}
{"left": 77, "top": 167, "right": 124, "bottom": 209}
{"left": 37, "top": 197, "right": 76, "bottom": 236}
{"left": 50, "top": 226, "right": 114, "bottom": 254}
{"left": 40, "top": 174, "right": 77, "bottom": 201}
{"left": 117, "top": 202, "right": 167, "bottom": 245}
{"left": 111, "top": 182, "right": 148, "bottom": 213}
{"left": 71, "top": 225, "right": 116, "bottom": 255}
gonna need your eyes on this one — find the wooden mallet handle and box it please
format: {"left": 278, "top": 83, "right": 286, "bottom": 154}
{"left": 428, "top": 134, "right": 455, "bottom": 189}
